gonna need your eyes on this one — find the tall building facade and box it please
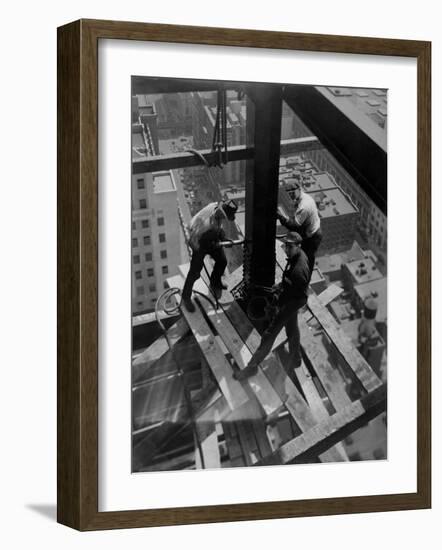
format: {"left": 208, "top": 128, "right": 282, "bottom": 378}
{"left": 132, "top": 170, "right": 184, "bottom": 314}
{"left": 132, "top": 96, "right": 185, "bottom": 315}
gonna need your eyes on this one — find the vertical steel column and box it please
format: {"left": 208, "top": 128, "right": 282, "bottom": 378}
{"left": 244, "top": 85, "right": 283, "bottom": 293}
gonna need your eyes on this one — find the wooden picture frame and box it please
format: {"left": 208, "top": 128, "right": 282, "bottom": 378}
{"left": 57, "top": 19, "right": 431, "bottom": 530}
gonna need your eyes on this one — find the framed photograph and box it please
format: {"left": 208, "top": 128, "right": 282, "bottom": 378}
{"left": 57, "top": 19, "right": 431, "bottom": 530}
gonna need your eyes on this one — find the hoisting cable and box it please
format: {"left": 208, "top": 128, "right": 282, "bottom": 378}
{"left": 211, "top": 84, "right": 229, "bottom": 168}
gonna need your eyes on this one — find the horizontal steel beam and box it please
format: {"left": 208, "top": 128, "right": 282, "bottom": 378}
{"left": 132, "top": 76, "right": 243, "bottom": 95}
{"left": 258, "top": 383, "right": 387, "bottom": 465}
{"left": 284, "top": 85, "right": 387, "bottom": 214}
{"left": 132, "top": 136, "right": 322, "bottom": 174}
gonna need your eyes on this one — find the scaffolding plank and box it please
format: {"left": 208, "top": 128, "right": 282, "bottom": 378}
{"left": 307, "top": 293, "right": 383, "bottom": 392}
{"left": 298, "top": 320, "right": 352, "bottom": 411}
{"left": 195, "top": 426, "right": 221, "bottom": 470}
{"left": 200, "top": 302, "right": 283, "bottom": 416}
{"left": 293, "top": 362, "right": 349, "bottom": 462}
{"left": 197, "top": 277, "right": 343, "bottom": 462}
{"left": 252, "top": 419, "right": 273, "bottom": 460}
{"left": 262, "top": 356, "right": 316, "bottom": 432}
{"left": 180, "top": 303, "right": 249, "bottom": 412}
{"left": 317, "top": 284, "right": 344, "bottom": 306}
{"left": 258, "top": 383, "right": 387, "bottom": 466}
{"left": 236, "top": 420, "right": 259, "bottom": 466}
{"left": 177, "top": 264, "right": 284, "bottom": 416}
{"left": 275, "top": 244, "right": 381, "bottom": 393}
{"left": 175, "top": 259, "right": 343, "bottom": 463}
{"left": 294, "top": 361, "right": 329, "bottom": 421}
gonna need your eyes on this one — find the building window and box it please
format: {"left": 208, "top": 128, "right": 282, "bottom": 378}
{"left": 136, "top": 286, "right": 144, "bottom": 296}
{"left": 160, "top": 250, "right": 167, "bottom": 259}
{"left": 147, "top": 268, "right": 154, "bottom": 277}
{"left": 159, "top": 233, "right": 166, "bottom": 243}
{"left": 137, "top": 178, "right": 145, "bottom": 190}
{"left": 163, "top": 281, "right": 169, "bottom": 289}
{"left": 133, "top": 255, "right": 140, "bottom": 264}
{"left": 139, "top": 199, "right": 147, "bottom": 209}
{"left": 157, "top": 217, "right": 165, "bottom": 226}
{"left": 149, "top": 284, "right": 156, "bottom": 293}
{"left": 162, "top": 265, "right": 169, "bottom": 275}
{"left": 143, "top": 235, "right": 151, "bottom": 246}
{"left": 132, "top": 238, "right": 138, "bottom": 247}
{"left": 141, "top": 219, "right": 149, "bottom": 228}
{"left": 135, "top": 271, "right": 142, "bottom": 280}
{"left": 132, "top": 221, "right": 136, "bottom": 230}
{"left": 145, "top": 252, "right": 152, "bottom": 262}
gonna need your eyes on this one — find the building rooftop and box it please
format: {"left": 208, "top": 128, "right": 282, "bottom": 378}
{"left": 317, "top": 86, "right": 387, "bottom": 150}
{"left": 310, "top": 267, "right": 326, "bottom": 285}
{"left": 224, "top": 188, "right": 246, "bottom": 201}
{"left": 307, "top": 187, "right": 357, "bottom": 218}
{"left": 345, "top": 257, "right": 383, "bottom": 285}
{"left": 353, "top": 277, "right": 387, "bottom": 322}
{"left": 303, "top": 172, "right": 338, "bottom": 193}
{"left": 153, "top": 171, "right": 176, "bottom": 193}
{"left": 315, "top": 241, "right": 367, "bottom": 273}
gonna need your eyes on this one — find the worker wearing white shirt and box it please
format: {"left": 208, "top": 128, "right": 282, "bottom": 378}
{"left": 277, "top": 176, "right": 322, "bottom": 274}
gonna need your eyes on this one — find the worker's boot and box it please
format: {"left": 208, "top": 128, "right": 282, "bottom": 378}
{"left": 210, "top": 279, "right": 226, "bottom": 301}
{"left": 181, "top": 278, "right": 196, "bottom": 313}
{"left": 218, "top": 279, "right": 228, "bottom": 290}
{"left": 181, "top": 294, "right": 195, "bottom": 313}
{"left": 233, "top": 357, "right": 260, "bottom": 380}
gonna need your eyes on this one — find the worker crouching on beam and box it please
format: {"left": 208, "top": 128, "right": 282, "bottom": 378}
{"left": 181, "top": 199, "right": 238, "bottom": 313}
{"left": 234, "top": 231, "right": 310, "bottom": 380}
{"left": 277, "top": 172, "right": 322, "bottom": 274}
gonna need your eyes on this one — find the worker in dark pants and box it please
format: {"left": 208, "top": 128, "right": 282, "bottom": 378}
{"left": 181, "top": 199, "right": 238, "bottom": 313}
{"left": 234, "top": 231, "right": 310, "bottom": 380}
{"left": 277, "top": 175, "right": 322, "bottom": 274}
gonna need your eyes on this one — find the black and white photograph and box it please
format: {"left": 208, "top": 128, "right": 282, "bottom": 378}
{"left": 131, "top": 76, "right": 388, "bottom": 472}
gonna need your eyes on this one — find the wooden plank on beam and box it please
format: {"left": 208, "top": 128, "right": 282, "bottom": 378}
{"left": 252, "top": 419, "right": 273, "bottom": 461}
{"left": 177, "top": 260, "right": 344, "bottom": 463}
{"left": 292, "top": 361, "right": 349, "bottom": 461}
{"left": 195, "top": 425, "right": 221, "bottom": 470}
{"left": 258, "top": 384, "right": 387, "bottom": 465}
{"left": 180, "top": 303, "right": 249, "bottom": 412}
{"left": 199, "top": 300, "right": 283, "bottom": 416}
{"left": 307, "top": 292, "right": 383, "bottom": 392}
{"left": 298, "top": 320, "right": 352, "bottom": 411}
{"left": 176, "top": 264, "right": 283, "bottom": 417}
{"left": 316, "top": 284, "right": 344, "bottom": 306}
